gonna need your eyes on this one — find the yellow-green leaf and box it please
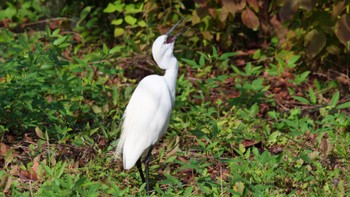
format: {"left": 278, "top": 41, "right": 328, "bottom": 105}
{"left": 35, "top": 127, "right": 44, "bottom": 139}
{"left": 103, "top": 3, "right": 117, "bottom": 13}
{"left": 114, "top": 28, "right": 124, "bottom": 37}
{"left": 111, "top": 19, "right": 123, "bottom": 25}
{"left": 124, "top": 15, "right": 137, "bottom": 25}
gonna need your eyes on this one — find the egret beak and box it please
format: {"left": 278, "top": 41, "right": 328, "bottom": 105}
{"left": 165, "top": 19, "right": 190, "bottom": 44}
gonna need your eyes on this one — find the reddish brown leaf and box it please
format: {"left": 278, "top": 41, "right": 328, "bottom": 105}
{"left": 304, "top": 29, "right": 326, "bottom": 58}
{"left": 241, "top": 8, "right": 260, "bottom": 30}
{"left": 219, "top": 6, "right": 230, "bottom": 23}
{"left": 300, "top": 0, "right": 316, "bottom": 11}
{"left": 247, "top": 0, "right": 260, "bottom": 12}
{"left": 335, "top": 14, "right": 350, "bottom": 46}
{"left": 332, "top": 2, "right": 345, "bottom": 18}
{"left": 279, "top": 0, "right": 300, "bottom": 22}
{"left": 222, "top": 0, "right": 246, "bottom": 14}
{"left": 241, "top": 139, "right": 260, "bottom": 147}
{"left": 0, "top": 143, "right": 8, "bottom": 155}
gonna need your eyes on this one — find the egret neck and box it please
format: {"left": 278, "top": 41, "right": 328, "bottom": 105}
{"left": 163, "top": 56, "right": 178, "bottom": 99}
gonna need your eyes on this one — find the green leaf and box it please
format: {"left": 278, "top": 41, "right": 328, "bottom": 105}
{"left": 292, "top": 96, "right": 310, "bottom": 104}
{"left": 268, "top": 131, "right": 280, "bottom": 143}
{"left": 111, "top": 19, "right": 123, "bottom": 25}
{"left": 199, "top": 54, "right": 205, "bottom": 67}
{"left": 330, "top": 91, "right": 339, "bottom": 108}
{"left": 103, "top": 3, "right": 117, "bottom": 13}
{"left": 92, "top": 105, "right": 102, "bottom": 114}
{"left": 102, "top": 44, "right": 108, "bottom": 56}
{"left": 53, "top": 36, "right": 67, "bottom": 46}
{"left": 219, "top": 52, "right": 237, "bottom": 60}
{"left": 308, "top": 87, "right": 316, "bottom": 104}
{"left": 80, "top": 6, "right": 92, "bottom": 21}
{"left": 57, "top": 162, "right": 66, "bottom": 178}
{"left": 336, "top": 101, "right": 350, "bottom": 109}
{"left": 112, "top": 85, "right": 119, "bottom": 106}
{"left": 124, "top": 15, "right": 137, "bottom": 25}
{"left": 181, "top": 58, "right": 199, "bottom": 68}
{"left": 212, "top": 46, "right": 219, "bottom": 59}
{"left": 137, "top": 20, "right": 147, "bottom": 27}
{"left": 52, "top": 28, "right": 60, "bottom": 37}
{"left": 114, "top": 28, "right": 124, "bottom": 37}
{"left": 0, "top": 5, "right": 17, "bottom": 20}
{"left": 109, "top": 46, "right": 122, "bottom": 55}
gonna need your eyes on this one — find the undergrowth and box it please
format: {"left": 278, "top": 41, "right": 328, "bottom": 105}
{"left": 0, "top": 1, "right": 350, "bottom": 196}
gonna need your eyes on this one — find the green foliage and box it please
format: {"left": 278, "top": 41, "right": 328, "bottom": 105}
{"left": 0, "top": 28, "right": 119, "bottom": 140}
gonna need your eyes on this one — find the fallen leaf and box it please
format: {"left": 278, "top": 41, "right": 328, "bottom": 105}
{"left": 0, "top": 143, "right": 8, "bottom": 155}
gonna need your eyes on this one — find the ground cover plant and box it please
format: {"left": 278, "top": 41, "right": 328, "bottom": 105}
{"left": 0, "top": 0, "right": 349, "bottom": 196}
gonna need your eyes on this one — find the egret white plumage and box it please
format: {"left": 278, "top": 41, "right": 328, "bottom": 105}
{"left": 115, "top": 19, "right": 188, "bottom": 194}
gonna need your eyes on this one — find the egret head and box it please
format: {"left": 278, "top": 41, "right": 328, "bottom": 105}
{"left": 152, "top": 20, "right": 188, "bottom": 70}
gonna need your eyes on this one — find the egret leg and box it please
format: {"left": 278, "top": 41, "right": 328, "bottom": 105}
{"left": 145, "top": 145, "right": 153, "bottom": 195}
{"left": 136, "top": 158, "right": 145, "bottom": 183}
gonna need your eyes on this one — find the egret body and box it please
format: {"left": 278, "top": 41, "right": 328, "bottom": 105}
{"left": 115, "top": 20, "right": 187, "bottom": 194}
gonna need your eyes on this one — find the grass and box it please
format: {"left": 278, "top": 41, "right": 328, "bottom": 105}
{"left": 0, "top": 23, "right": 350, "bottom": 197}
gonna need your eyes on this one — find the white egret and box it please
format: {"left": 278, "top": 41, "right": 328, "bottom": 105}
{"left": 115, "top": 19, "right": 188, "bottom": 194}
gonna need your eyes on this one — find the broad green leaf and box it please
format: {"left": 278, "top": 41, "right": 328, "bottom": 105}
{"left": 124, "top": 15, "right": 137, "bottom": 25}
{"left": 268, "top": 131, "right": 280, "bottom": 143}
{"left": 111, "top": 19, "right": 123, "bottom": 25}
{"left": 114, "top": 28, "right": 124, "bottom": 37}
{"left": 253, "top": 49, "right": 261, "bottom": 59}
{"left": 0, "top": 5, "right": 16, "bottom": 20}
{"left": 103, "top": 3, "right": 117, "bottom": 13}
{"left": 137, "top": 20, "right": 147, "bottom": 27}
{"left": 330, "top": 91, "right": 339, "bottom": 107}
